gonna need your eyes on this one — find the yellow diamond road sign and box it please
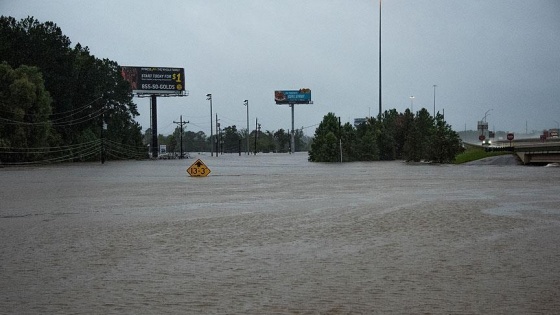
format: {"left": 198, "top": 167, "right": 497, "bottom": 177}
{"left": 187, "top": 159, "right": 211, "bottom": 177}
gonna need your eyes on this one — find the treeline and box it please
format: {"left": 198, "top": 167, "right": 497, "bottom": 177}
{"left": 152, "top": 125, "right": 311, "bottom": 155}
{"left": 0, "top": 16, "right": 145, "bottom": 164}
{"left": 309, "top": 109, "right": 463, "bottom": 163}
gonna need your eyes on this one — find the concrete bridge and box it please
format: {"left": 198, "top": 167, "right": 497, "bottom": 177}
{"left": 467, "top": 139, "right": 560, "bottom": 165}
{"left": 512, "top": 141, "right": 560, "bottom": 165}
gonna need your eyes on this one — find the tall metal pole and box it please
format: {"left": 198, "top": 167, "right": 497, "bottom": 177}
{"left": 173, "top": 115, "right": 189, "bottom": 159}
{"left": 151, "top": 95, "right": 158, "bottom": 158}
{"left": 433, "top": 84, "right": 437, "bottom": 117}
{"left": 206, "top": 94, "right": 213, "bottom": 157}
{"left": 179, "top": 115, "right": 183, "bottom": 158}
{"left": 378, "top": 0, "right": 382, "bottom": 117}
{"left": 254, "top": 117, "right": 258, "bottom": 155}
{"left": 100, "top": 109, "right": 105, "bottom": 164}
{"left": 215, "top": 113, "right": 219, "bottom": 156}
{"left": 291, "top": 104, "right": 295, "bottom": 154}
{"left": 244, "top": 100, "right": 249, "bottom": 155}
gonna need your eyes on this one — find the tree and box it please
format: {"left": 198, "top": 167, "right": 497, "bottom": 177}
{"left": 308, "top": 113, "right": 341, "bottom": 162}
{"left": 0, "top": 16, "right": 145, "bottom": 162}
{"left": 274, "top": 129, "right": 290, "bottom": 153}
{"left": 309, "top": 108, "right": 462, "bottom": 164}
{"left": 354, "top": 119, "right": 379, "bottom": 161}
{"left": 0, "top": 63, "right": 54, "bottom": 162}
{"left": 428, "top": 113, "right": 462, "bottom": 163}
{"left": 377, "top": 109, "right": 399, "bottom": 160}
{"left": 403, "top": 108, "right": 434, "bottom": 162}
{"left": 294, "top": 128, "right": 308, "bottom": 152}
{"left": 222, "top": 125, "right": 240, "bottom": 153}
{"left": 340, "top": 122, "right": 357, "bottom": 162}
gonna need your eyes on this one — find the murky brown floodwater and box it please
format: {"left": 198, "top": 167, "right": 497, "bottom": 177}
{"left": 1, "top": 153, "right": 559, "bottom": 314}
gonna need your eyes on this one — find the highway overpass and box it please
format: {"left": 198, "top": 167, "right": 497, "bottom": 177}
{"left": 467, "top": 138, "right": 560, "bottom": 165}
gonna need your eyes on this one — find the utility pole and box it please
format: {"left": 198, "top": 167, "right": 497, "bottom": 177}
{"left": 206, "top": 94, "right": 213, "bottom": 157}
{"left": 433, "top": 84, "right": 437, "bottom": 117}
{"left": 254, "top": 118, "right": 261, "bottom": 155}
{"left": 338, "top": 116, "right": 342, "bottom": 163}
{"left": 101, "top": 109, "right": 106, "bottom": 164}
{"left": 173, "top": 115, "right": 189, "bottom": 159}
{"left": 244, "top": 100, "right": 249, "bottom": 155}
{"left": 215, "top": 113, "right": 220, "bottom": 156}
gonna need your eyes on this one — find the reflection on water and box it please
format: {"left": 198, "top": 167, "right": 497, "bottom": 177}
{"left": 1, "top": 153, "right": 559, "bottom": 313}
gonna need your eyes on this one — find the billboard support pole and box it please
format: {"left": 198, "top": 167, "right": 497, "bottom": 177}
{"left": 274, "top": 89, "right": 311, "bottom": 154}
{"left": 290, "top": 104, "right": 295, "bottom": 154}
{"left": 151, "top": 95, "right": 158, "bottom": 158}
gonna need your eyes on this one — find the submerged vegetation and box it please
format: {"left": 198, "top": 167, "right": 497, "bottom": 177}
{"left": 309, "top": 110, "right": 463, "bottom": 163}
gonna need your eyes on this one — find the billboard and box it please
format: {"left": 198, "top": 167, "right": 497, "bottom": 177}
{"left": 274, "top": 88, "right": 312, "bottom": 104}
{"left": 121, "top": 66, "right": 185, "bottom": 95}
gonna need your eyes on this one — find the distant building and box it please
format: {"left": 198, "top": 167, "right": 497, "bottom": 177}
{"left": 354, "top": 118, "right": 368, "bottom": 127}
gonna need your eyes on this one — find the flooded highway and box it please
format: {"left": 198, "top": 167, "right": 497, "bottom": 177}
{"left": 1, "top": 153, "right": 560, "bottom": 314}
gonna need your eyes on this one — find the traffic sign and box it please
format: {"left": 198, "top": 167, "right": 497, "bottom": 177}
{"left": 479, "top": 135, "right": 485, "bottom": 141}
{"left": 507, "top": 133, "right": 514, "bottom": 141}
{"left": 187, "top": 159, "right": 211, "bottom": 177}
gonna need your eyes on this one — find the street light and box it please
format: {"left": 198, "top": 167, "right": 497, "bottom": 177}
{"left": 553, "top": 120, "right": 559, "bottom": 130}
{"left": 409, "top": 96, "right": 415, "bottom": 112}
{"left": 433, "top": 85, "right": 437, "bottom": 117}
{"left": 378, "top": 0, "right": 382, "bottom": 117}
{"left": 244, "top": 100, "right": 249, "bottom": 155}
{"left": 482, "top": 109, "right": 493, "bottom": 122}
{"left": 206, "top": 94, "right": 213, "bottom": 157}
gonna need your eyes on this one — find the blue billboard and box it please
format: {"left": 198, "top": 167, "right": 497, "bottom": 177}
{"left": 274, "top": 88, "right": 312, "bottom": 104}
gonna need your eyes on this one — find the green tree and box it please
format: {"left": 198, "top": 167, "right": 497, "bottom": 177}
{"left": 355, "top": 118, "right": 379, "bottom": 161}
{"left": 377, "top": 109, "right": 399, "bottom": 160}
{"left": 340, "top": 122, "right": 356, "bottom": 161}
{"left": 394, "top": 109, "right": 414, "bottom": 159}
{"left": 184, "top": 130, "right": 208, "bottom": 153}
{"left": 308, "top": 112, "right": 341, "bottom": 162}
{"left": 0, "top": 63, "right": 54, "bottom": 162}
{"left": 259, "top": 130, "right": 275, "bottom": 153}
{"left": 222, "top": 125, "right": 241, "bottom": 153}
{"left": 428, "top": 113, "right": 462, "bottom": 163}
{"left": 1, "top": 16, "right": 144, "bottom": 162}
{"left": 274, "top": 128, "right": 290, "bottom": 153}
{"left": 294, "top": 128, "right": 307, "bottom": 152}
{"left": 309, "top": 108, "right": 462, "bottom": 164}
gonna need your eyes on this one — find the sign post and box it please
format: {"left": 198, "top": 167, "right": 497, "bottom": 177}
{"left": 507, "top": 133, "right": 514, "bottom": 147}
{"left": 274, "top": 88, "right": 312, "bottom": 154}
{"left": 121, "top": 66, "right": 188, "bottom": 158}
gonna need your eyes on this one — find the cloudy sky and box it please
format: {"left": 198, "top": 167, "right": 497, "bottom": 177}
{"left": 3, "top": 0, "right": 560, "bottom": 136}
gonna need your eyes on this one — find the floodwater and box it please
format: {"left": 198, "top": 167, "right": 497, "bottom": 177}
{"left": 1, "top": 153, "right": 559, "bottom": 314}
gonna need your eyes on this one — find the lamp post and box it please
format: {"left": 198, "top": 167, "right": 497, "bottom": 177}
{"left": 480, "top": 109, "right": 493, "bottom": 140}
{"left": 483, "top": 109, "right": 493, "bottom": 122}
{"left": 433, "top": 85, "right": 437, "bottom": 117}
{"left": 553, "top": 120, "right": 559, "bottom": 130}
{"left": 206, "top": 94, "right": 213, "bottom": 157}
{"left": 378, "top": 0, "right": 382, "bottom": 117}
{"left": 409, "top": 96, "right": 415, "bottom": 112}
{"left": 244, "top": 100, "right": 249, "bottom": 155}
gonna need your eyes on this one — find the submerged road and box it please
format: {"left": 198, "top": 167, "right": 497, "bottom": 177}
{"left": 1, "top": 153, "right": 560, "bottom": 314}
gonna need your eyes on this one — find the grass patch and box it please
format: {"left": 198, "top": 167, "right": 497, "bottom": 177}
{"left": 453, "top": 147, "right": 513, "bottom": 164}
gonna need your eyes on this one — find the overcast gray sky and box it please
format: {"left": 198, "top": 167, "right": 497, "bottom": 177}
{"left": 3, "top": 0, "right": 560, "bottom": 136}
